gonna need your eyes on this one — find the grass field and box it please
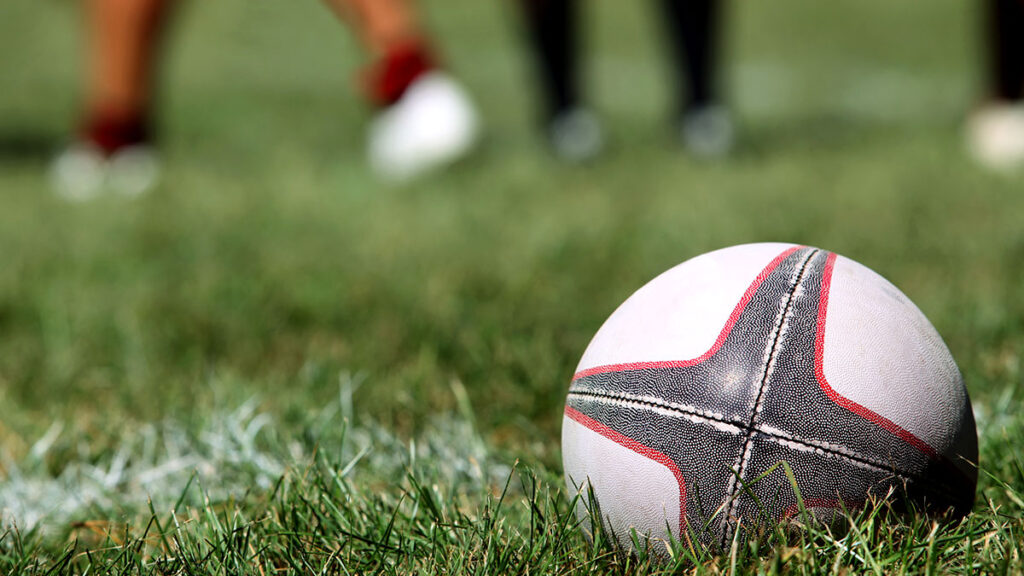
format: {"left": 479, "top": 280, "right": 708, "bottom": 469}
{"left": 1, "top": 0, "right": 1023, "bottom": 573}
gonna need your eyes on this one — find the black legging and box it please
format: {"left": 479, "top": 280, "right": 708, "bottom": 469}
{"left": 520, "top": 0, "right": 722, "bottom": 120}
{"left": 659, "top": 0, "right": 721, "bottom": 112}
{"left": 988, "top": 0, "right": 1024, "bottom": 101}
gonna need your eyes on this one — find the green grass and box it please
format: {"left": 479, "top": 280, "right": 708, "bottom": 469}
{"left": 1, "top": 0, "right": 1023, "bottom": 573}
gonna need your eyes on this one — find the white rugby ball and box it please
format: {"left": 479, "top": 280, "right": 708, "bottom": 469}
{"left": 562, "top": 243, "right": 977, "bottom": 554}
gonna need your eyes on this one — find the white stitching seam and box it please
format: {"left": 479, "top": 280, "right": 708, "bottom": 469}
{"left": 566, "top": 389, "right": 908, "bottom": 477}
{"left": 719, "top": 249, "right": 818, "bottom": 543}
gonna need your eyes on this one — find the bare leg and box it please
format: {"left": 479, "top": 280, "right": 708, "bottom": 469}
{"left": 322, "top": 0, "right": 421, "bottom": 57}
{"left": 83, "top": 0, "right": 171, "bottom": 153}
{"left": 322, "top": 0, "right": 437, "bottom": 106}
{"left": 51, "top": 0, "right": 169, "bottom": 199}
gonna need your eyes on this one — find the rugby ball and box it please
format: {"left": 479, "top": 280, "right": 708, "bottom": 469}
{"left": 562, "top": 243, "right": 977, "bottom": 554}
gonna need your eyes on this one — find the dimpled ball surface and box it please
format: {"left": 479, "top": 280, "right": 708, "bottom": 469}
{"left": 561, "top": 243, "right": 978, "bottom": 554}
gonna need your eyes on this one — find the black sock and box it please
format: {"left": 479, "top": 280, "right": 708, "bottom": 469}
{"left": 659, "top": 0, "right": 722, "bottom": 114}
{"left": 988, "top": 0, "right": 1024, "bottom": 101}
{"left": 520, "top": 0, "right": 580, "bottom": 121}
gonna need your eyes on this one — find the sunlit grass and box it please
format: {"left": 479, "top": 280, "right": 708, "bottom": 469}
{"left": 1, "top": 0, "right": 1022, "bottom": 573}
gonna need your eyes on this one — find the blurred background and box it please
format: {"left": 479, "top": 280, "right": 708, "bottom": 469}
{"left": 0, "top": 0, "right": 1021, "bottom": 517}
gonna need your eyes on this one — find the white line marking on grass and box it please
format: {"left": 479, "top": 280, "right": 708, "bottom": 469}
{"left": 0, "top": 381, "right": 509, "bottom": 535}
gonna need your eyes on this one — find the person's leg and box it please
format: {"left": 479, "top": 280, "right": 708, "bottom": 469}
{"left": 321, "top": 0, "right": 478, "bottom": 180}
{"left": 52, "top": 0, "right": 169, "bottom": 199}
{"left": 323, "top": 0, "right": 431, "bottom": 105}
{"left": 658, "top": 0, "right": 732, "bottom": 158}
{"left": 516, "top": 0, "right": 601, "bottom": 161}
{"left": 323, "top": 0, "right": 420, "bottom": 56}
{"left": 968, "top": 0, "right": 1024, "bottom": 170}
{"left": 520, "top": 0, "right": 579, "bottom": 120}
{"left": 83, "top": 0, "right": 171, "bottom": 154}
{"left": 987, "top": 0, "right": 1024, "bottom": 102}
{"left": 659, "top": 0, "right": 718, "bottom": 113}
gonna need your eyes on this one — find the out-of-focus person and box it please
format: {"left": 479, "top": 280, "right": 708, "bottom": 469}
{"left": 968, "top": 0, "right": 1024, "bottom": 171}
{"left": 517, "top": 0, "right": 730, "bottom": 162}
{"left": 51, "top": 0, "right": 479, "bottom": 200}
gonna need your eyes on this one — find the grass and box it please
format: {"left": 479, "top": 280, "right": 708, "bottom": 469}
{"left": 1, "top": 0, "right": 1023, "bottom": 573}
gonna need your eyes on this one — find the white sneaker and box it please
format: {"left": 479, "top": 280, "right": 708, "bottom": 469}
{"left": 681, "top": 105, "right": 734, "bottom": 159}
{"left": 967, "top": 103, "right": 1024, "bottom": 171}
{"left": 50, "top": 142, "right": 160, "bottom": 200}
{"left": 547, "top": 107, "right": 604, "bottom": 163}
{"left": 49, "top": 142, "right": 107, "bottom": 201}
{"left": 368, "top": 72, "right": 479, "bottom": 182}
{"left": 106, "top": 145, "right": 161, "bottom": 197}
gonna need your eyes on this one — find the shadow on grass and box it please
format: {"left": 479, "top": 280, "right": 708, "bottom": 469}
{"left": 737, "top": 113, "right": 895, "bottom": 158}
{"left": 0, "top": 129, "right": 62, "bottom": 164}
